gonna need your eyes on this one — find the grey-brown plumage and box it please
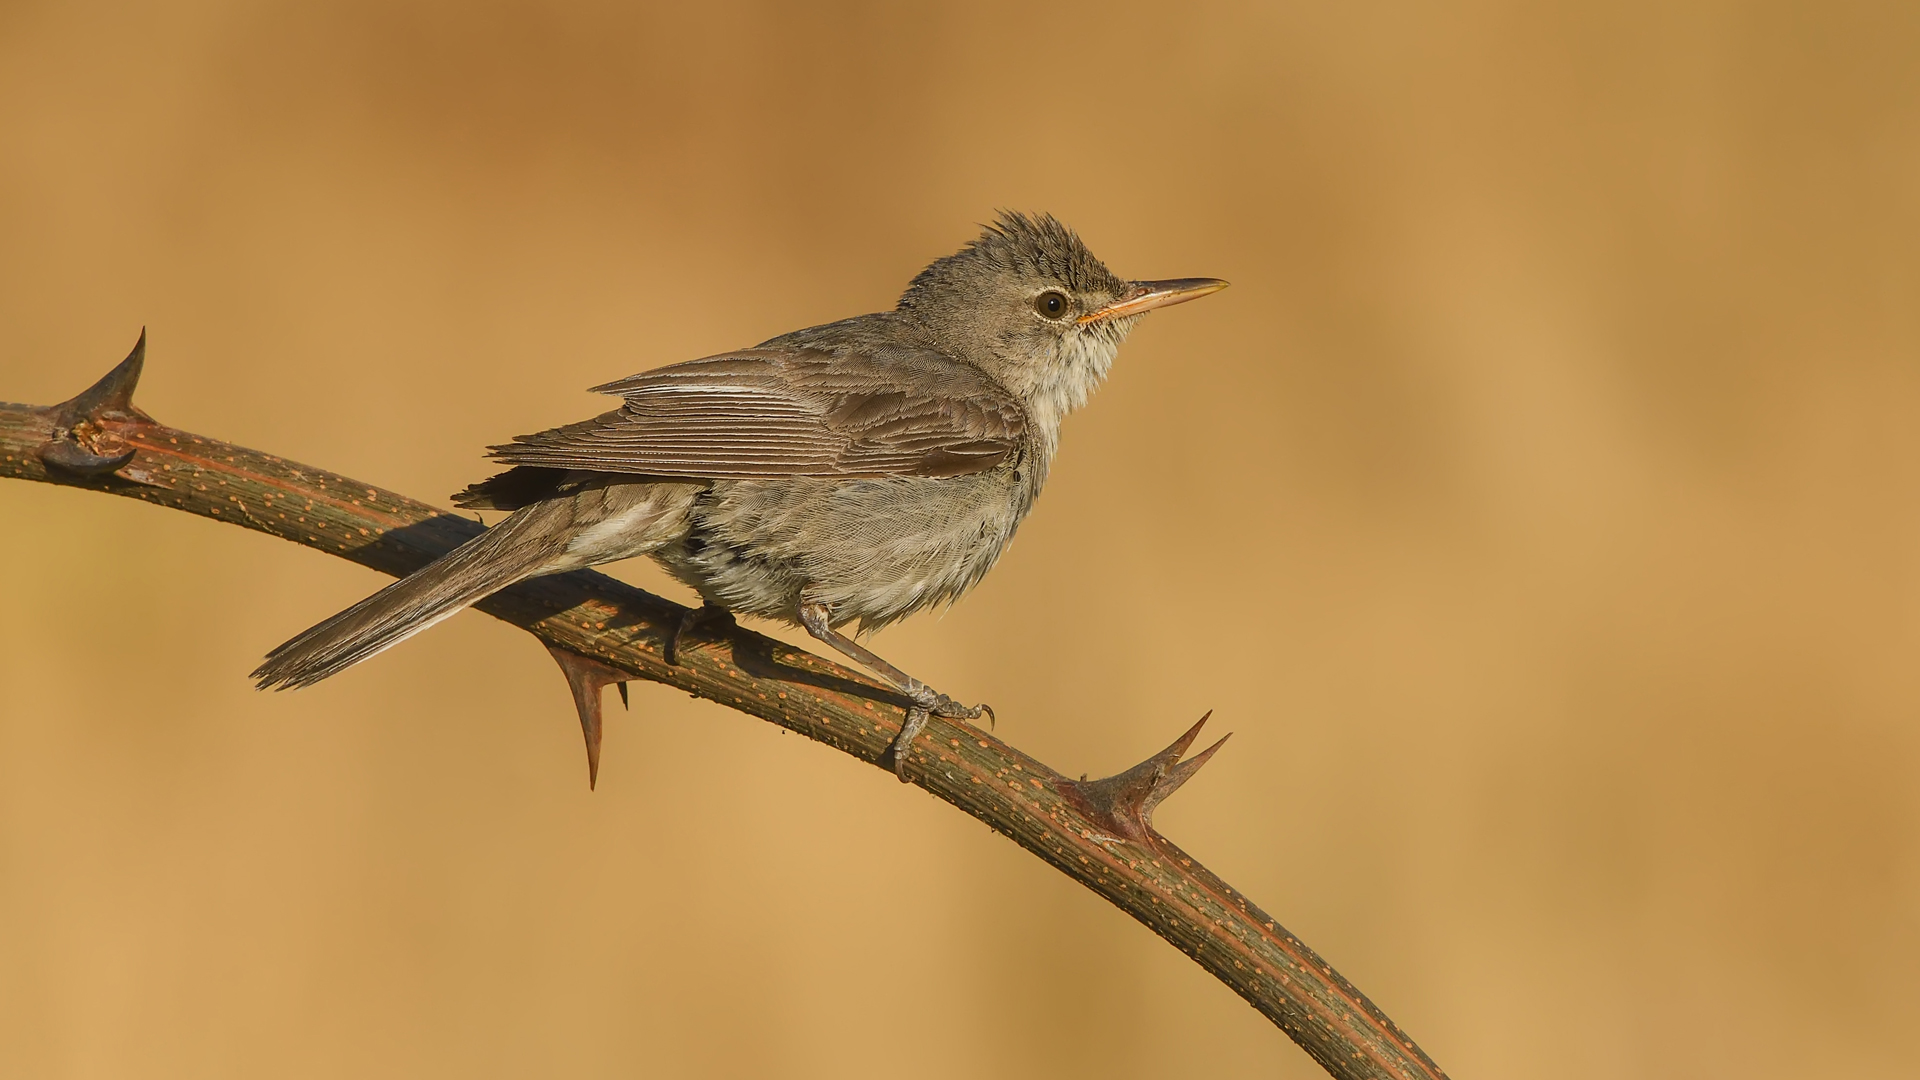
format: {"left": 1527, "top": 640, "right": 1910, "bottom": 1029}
{"left": 254, "top": 212, "right": 1225, "bottom": 778}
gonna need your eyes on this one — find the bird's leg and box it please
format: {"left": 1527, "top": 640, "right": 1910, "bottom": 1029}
{"left": 664, "top": 602, "right": 736, "bottom": 667}
{"left": 797, "top": 601, "right": 992, "bottom": 782}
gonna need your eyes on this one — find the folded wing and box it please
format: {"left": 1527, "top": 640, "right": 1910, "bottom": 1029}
{"left": 483, "top": 347, "right": 1025, "bottom": 481}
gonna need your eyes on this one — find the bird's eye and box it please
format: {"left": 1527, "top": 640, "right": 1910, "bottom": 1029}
{"left": 1033, "top": 290, "right": 1070, "bottom": 319}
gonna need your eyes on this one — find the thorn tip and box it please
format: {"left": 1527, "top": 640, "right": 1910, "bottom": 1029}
{"left": 547, "top": 645, "right": 632, "bottom": 790}
{"left": 1054, "top": 712, "right": 1229, "bottom": 844}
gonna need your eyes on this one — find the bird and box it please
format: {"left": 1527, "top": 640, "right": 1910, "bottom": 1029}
{"left": 253, "top": 211, "right": 1226, "bottom": 780}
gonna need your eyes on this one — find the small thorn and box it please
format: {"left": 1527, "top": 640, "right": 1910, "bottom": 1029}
{"left": 546, "top": 645, "right": 634, "bottom": 790}
{"left": 63, "top": 329, "right": 150, "bottom": 422}
{"left": 616, "top": 682, "right": 629, "bottom": 709}
{"left": 39, "top": 330, "right": 154, "bottom": 477}
{"left": 1054, "top": 712, "right": 1230, "bottom": 844}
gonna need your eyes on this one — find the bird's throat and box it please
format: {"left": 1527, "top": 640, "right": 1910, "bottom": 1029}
{"left": 1025, "top": 325, "right": 1125, "bottom": 455}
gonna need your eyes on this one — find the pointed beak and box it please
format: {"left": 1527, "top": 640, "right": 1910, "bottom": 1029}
{"left": 1078, "top": 277, "right": 1229, "bottom": 324}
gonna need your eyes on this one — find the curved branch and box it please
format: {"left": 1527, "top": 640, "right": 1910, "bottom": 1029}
{"left": 1, "top": 334, "right": 1449, "bottom": 1080}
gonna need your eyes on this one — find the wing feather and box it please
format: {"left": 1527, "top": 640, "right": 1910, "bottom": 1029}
{"left": 485, "top": 346, "right": 1024, "bottom": 480}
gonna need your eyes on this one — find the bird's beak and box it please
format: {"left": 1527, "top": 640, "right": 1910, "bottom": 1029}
{"left": 1078, "top": 277, "right": 1229, "bottom": 324}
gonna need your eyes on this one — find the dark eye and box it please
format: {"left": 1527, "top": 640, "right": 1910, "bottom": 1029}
{"left": 1033, "top": 290, "right": 1070, "bottom": 319}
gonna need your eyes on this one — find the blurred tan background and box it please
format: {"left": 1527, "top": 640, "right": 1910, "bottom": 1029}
{"left": 3, "top": 2, "right": 1917, "bottom": 1077}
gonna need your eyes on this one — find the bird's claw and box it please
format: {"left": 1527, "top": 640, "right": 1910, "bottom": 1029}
{"left": 888, "top": 691, "right": 995, "bottom": 782}
{"left": 891, "top": 706, "right": 931, "bottom": 783}
{"left": 928, "top": 693, "right": 991, "bottom": 726}
{"left": 665, "top": 603, "right": 735, "bottom": 667}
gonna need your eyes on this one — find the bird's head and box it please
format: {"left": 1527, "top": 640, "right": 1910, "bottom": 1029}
{"left": 897, "top": 211, "right": 1226, "bottom": 435}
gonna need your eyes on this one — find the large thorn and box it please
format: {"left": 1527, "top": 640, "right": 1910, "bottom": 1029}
{"left": 545, "top": 644, "right": 634, "bottom": 790}
{"left": 1055, "top": 713, "right": 1230, "bottom": 845}
{"left": 39, "top": 329, "right": 153, "bottom": 476}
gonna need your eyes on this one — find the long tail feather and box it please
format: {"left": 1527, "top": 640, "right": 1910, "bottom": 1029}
{"left": 252, "top": 500, "right": 574, "bottom": 690}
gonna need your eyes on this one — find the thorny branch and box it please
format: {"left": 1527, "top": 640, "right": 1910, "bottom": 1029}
{"left": 1, "top": 334, "right": 1449, "bottom": 1080}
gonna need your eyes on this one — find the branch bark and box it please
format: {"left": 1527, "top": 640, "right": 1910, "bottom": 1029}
{"left": 2, "top": 334, "right": 1449, "bottom": 1080}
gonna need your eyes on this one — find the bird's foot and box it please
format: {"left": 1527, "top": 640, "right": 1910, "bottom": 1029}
{"left": 928, "top": 692, "right": 993, "bottom": 727}
{"left": 793, "top": 600, "right": 993, "bottom": 782}
{"left": 893, "top": 706, "right": 931, "bottom": 783}
{"left": 664, "top": 603, "right": 735, "bottom": 666}
{"left": 888, "top": 687, "right": 993, "bottom": 782}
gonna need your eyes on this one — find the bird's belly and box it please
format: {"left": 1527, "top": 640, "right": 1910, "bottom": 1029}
{"left": 656, "top": 472, "right": 1025, "bottom": 629}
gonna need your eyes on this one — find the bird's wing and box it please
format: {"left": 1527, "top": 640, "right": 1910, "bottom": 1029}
{"left": 484, "top": 347, "right": 1026, "bottom": 479}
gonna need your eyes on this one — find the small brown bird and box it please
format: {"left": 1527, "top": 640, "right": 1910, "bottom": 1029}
{"left": 254, "top": 212, "right": 1225, "bottom": 778}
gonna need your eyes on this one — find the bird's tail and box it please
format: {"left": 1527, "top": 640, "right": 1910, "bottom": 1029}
{"left": 252, "top": 499, "right": 577, "bottom": 691}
